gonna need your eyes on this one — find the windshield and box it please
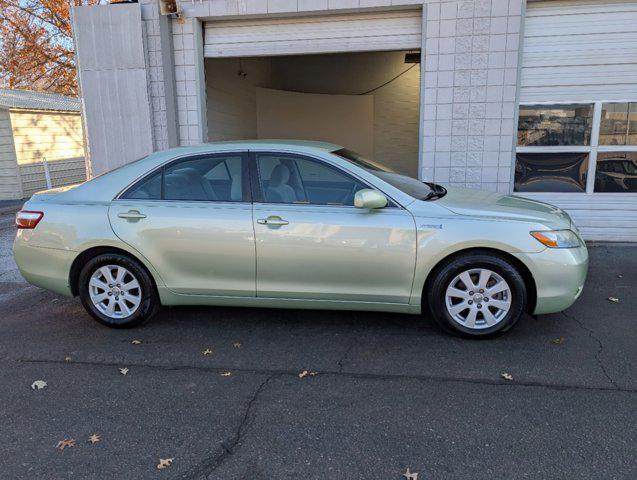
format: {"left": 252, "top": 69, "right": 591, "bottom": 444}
{"left": 333, "top": 148, "right": 436, "bottom": 200}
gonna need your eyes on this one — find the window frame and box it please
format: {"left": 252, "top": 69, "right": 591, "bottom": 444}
{"left": 516, "top": 100, "right": 637, "bottom": 194}
{"left": 248, "top": 151, "right": 399, "bottom": 208}
{"left": 117, "top": 152, "right": 251, "bottom": 203}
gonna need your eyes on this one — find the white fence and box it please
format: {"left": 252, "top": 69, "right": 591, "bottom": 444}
{"left": 19, "top": 157, "right": 86, "bottom": 197}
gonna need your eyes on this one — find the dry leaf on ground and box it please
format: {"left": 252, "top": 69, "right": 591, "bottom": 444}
{"left": 56, "top": 439, "right": 75, "bottom": 451}
{"left": 119, "top": 368, "right": 129, "bottom": 375}
{"left": 501, "top": 372, "right": 513, "bottom": 381}
{"left": 220, "top": 372, "right": 232, "bottom": 377}
{"left": 551, "top": 337, "right": 565, "bottom": 345}
{"left": 157, "top": 458, "right": 174, "bottom": 470}
{"left": 87, "top": 434, "right": 100, "bottom": 444}
{"left": 233, "top": 342, "right": 241, "bottom": 348}
{"left": 131, "top": 340, "right": 142, "bottom": 345}
{"left": 608, "top": 297, "right": 619, "bottom": 303}
{"left": 402, "top": 467, "right": 418, "bottom": 480}
{"left": 31, "top": 380, "right": 47, "bottom": 390}
{"left": 202, "top": 348, "right": 213, "bottom": 356}
{"left": 64, "top": 356, "right": 72, "bottom": 362}
{"left": 298, "top": 370, "right": 308, "bottom": 379}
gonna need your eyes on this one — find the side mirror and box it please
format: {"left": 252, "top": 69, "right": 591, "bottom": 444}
{"left": 354, "top": 189, "right": 388, "bottom": 209}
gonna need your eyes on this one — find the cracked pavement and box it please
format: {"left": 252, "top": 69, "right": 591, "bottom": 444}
{"left": 0, "top": 209, "right": 635, "bottom": 479}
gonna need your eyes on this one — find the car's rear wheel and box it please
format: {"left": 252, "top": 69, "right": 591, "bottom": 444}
{"left": 427, "top": 253, "right": 527, "bottom": 338}
{"left": 79, "top": 253, "right": 159, "bottom": 328}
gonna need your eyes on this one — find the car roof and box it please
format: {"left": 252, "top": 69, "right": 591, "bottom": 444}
{"left": 156, "top": 139, "right": 343, "bottom": 157}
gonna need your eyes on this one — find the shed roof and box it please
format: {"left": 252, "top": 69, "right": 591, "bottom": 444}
{"left": 0, "top": 88, "right": 81, "bottom": 112}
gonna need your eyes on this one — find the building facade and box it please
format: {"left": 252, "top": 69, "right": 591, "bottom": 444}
{"left": 72, "top": 0, "right": 637, "bottom": 241}
{"left": 0, "top": 89, "right": 86, "bottom": 200}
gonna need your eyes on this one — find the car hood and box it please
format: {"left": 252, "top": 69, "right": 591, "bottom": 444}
{"left": 435, "top": 187, "right": 572, "bottom": 229}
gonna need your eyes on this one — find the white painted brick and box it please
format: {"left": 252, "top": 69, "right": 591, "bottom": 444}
{"left": 424, "top": 88, "right": 438, "bottom": 104}
{"left": 489, "top": 16, "right": 507, "bottom": 34}
{"left": 470, "top": 103, "right": 486, "bottom": 118}
{"left": 486, "top": 85, "right": 503, "bottom": 102}
{"left": 481, "top": 167, "right": 498, "bottom": 181}
{"left": 437, "top": 119, "right": 452, "bottom": 136}
{"left": 506, "top": 33, "right": 519, "bottom": 51}
{"left": 466, "top": 168, "right": 481, "bottom": 182}
{"left": 485, "top": 118, "right": 501, "bottom": 135}
{"left": 471, "top": 69, "right": 487, "bottom": 86}
{"left": 450, "top": 168, "right": 466, "bottom": 182}
{"left": 468, "top": 118, "right": 485, "bottom": 135}
{"left": 497, "top": 182, "right": 510, "bottom": 193}
{"left": 422, "top": 167, "right": 435, "bottom": 179}
{"left": 473, "top": 17, "right": 490, "bottom": 34}
{"left": 499, "top": 150, "right": 513, "bottom": 166}
{"left": 468, "top": 135, "right": 483, "bottom": 151}
{"left": 438, "top": 87, "right": 454, "bottom": 103}
{"left": 484, "top": 135, "right": 500, "bottom": 151}
{"left": 499, "top": 135, "right": 512, "bottom": 150}
{"left": 426, "top": 20, "right": 440, "bottom": 38}
{"left": 508, "top": 0, "right": 522, "bottom": 16}
{"left": 328, "top": 0, "right": 358, "bottom": 9}
{"left": 453, "top": 103, "right": 469, "bottom": 118}
{"left": 425, "top": 54, "right": 439, "bottom": 72}
{"left": 452, "top": 119, "right": 468, "bottom": 135}
{"left": 210, "top": 0, "right": 240, "bottom": 16}
{"left": 425, "top": 71, "right": 439, "bottom": 88}
{"left": 423, "top": 137, "right": 436, "bottom": 152}
{"left": 451, "top": 151, "right": 467, "bottom": 166}
{"left": 454, "top": 70, "right": 471, "bottom": 86}
{"left": 269, "top": 0, "right": 298, "bottom": 13}
{"left": 488, "top": 51, "right": 505, "bottom": 68}
{"left": 440, "top": 2, "right": 457, "bottom": 20}
{"left": 498, "top": 166, "right": 511, "bottom": 182}
{"left": 426, "top": 2, "right": 440, "bottom": 21}
{"left": 475, "top": 0, "right": 491, "bottom": 17}
{"left": 427, "top": 38, "right": 440, "bottom": 54}
{"left": 483, "top": 152, "right": 499, "bottom": 166}
{"left": 439, "top": 19, "right": 457, "bottom": 37}
{"left": 438, "top": 71, "right": 454, "bottom": 87}
{"left": 454, "top": 87, "right": 470, "bottom": 103}
{"left": 470, "top": 86, "right": 486, "bottom": 102}
{"left": 457, "top": 1, "right": 474, "bottom": 18}
{"left": 187, "top": 110, "right": 199, "bottom": 125}
{"left": 507, "top": 15, "right": 521, "bottom": 33}
{"left": 487, "top": 68, "right": 504, "bottom": 86}
{"left": 505, "top": 50, "right": 518, "bottom": 68}
{"left": 503, "top": 85, "right": 516, "bottom": 102}
{"left": 455, "top": 36, "right": 471, "bottom": 53}
{"left": 439, "top": 54, "right": 455, "bottom": 71}
{"left": 423, "top": 120, "right": 437, "bottom": 135}
{"left": 491, "top": 0, "right": 508, "bottom": 17}
{"left": 440, "top": 37, "right": 456, "bottom": 54}
{"left": 456, "top": 18, "right": 473, "bottom": 35}
{"left": 451, "top": 136, "right": 468, "bottom": 151}
{"left": 486, "top": 102, "right": 501, "bottom": 119}
{"left": 437, "top": 104, "right": 453, "bottom": 120}
{"left": 467, "top": 151, "right": 483, "bottom": 166}
{"left": 436, "top": 136, "right": 452, "bottom": 151}
{"left": 244, "top": 0, "right": 268, "bottom": 13}
{"left": 500, "top": 117, "right": 515, "bottom": 135}
{"left": 472, "top": 35, "right": 489, "bottom": 52}
{"left": 489, "top": 34, "right": 506, "bottom": 52}
{"left": 434, "top": 167, "right": 450, "bottom": 182}
{"left": 471, "top": 53, "right": 488, "bottom": 69}
{"left": 424, "top": 105, "right": 437, "bottom": 120}
{"left": 502, "top": 102, "right": 515, "bottom": 118}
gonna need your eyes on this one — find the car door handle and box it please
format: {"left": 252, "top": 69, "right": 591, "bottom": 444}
{"left": 118, "top": 210, "right": 146, "bottom": 220}
{"left": 257, "top": 216, "right": 289, "bottom": 226}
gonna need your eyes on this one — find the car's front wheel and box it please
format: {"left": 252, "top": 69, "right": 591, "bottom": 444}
{"left": 78, "top": 253, "right": 159, "bottom": 328}
{"left": 427, "top": 253, "right": 527, "bottom": 338}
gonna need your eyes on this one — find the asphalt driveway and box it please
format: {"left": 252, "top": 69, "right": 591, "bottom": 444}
{"left": 0, "top": 209, "right": 635, "bottom": 479}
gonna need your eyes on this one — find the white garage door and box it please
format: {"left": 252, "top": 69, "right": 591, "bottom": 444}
{"left": 203, "top": 10, "right": 422, "bottom": 58}
{"left": 517, "top": 0, "right": 637, "bottom": 242}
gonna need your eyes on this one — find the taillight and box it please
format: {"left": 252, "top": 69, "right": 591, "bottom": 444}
{"left": 16, "top": 210, "right": 44, "bottom": 229}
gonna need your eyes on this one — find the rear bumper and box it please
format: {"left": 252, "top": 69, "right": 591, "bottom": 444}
{"left": 13, "top": 239, "right": 75, "bottom": 297}
{"left": 513, "top": 245, "right": 589, "bottom": 315}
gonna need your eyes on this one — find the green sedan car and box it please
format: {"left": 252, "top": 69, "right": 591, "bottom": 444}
{"left": 13, "top": 140, "right": 588, "bottom": 337}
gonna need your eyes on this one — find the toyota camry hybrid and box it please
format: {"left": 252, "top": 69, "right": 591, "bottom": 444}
{"left": 13, "top": 140, "right": 588, "bottom": 337}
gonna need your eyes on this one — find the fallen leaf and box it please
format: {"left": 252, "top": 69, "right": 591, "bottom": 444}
{"left": 551, "top": 337, "right": 565, "bottom": 345}
{"left": 56, "top": 439, "right": 75, "bottom": 451}
{"left": 220, "top": 372, "right": 232, "bottom": 377}
{"left": 402, "top": 467, "right": 418, "bottom": 480}
{"left": 309, "top": 371, "right": 318, "bottom": 376}
{"left": 501, "top": 372, "right": 513, "bottom": 381}
{"left": 233, "top": 342, "right": 241, "bottom": 348}
{"left": 157, "top": 458, "right": 174, "bottom": 470}
{"left": 617, "top": 274, "right": 623, "bottom": 278}
{"left": 119, "top": 368, "right": 129, "bottom": 375}
{"left": 298, "top": 370, "right": 308, "bottom": 379}
{"left": 131, "top": 340, "right": 142, "bottom": 345}
{"left": 31, "top": 380, "right": 47, "bottom": 390}
{"left": 87, "top": 434, "right": 100, "bottom": 444}
{"left": 202, "top": 348, "right": 213, "bottom": 356}
{"left": 64, "top": 356, "right": 72, "bottom": 362}
{"left": 608, "top": 297, "right": 619, "bottom": 303}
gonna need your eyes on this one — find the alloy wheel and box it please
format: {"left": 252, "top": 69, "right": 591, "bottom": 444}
{"left": 444, "top": 268, "right": 512, "bottom": 330}
{"left": 88, "top": 265, "right": 142, "bottom": 319}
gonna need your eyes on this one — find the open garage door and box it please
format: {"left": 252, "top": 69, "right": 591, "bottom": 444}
{"left": 203, "top": 10, "right": 422, "bottom": 57}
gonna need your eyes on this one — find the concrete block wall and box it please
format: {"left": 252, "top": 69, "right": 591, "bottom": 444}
{"left": 421, "top": 0, "right": 523, "bottom": 192}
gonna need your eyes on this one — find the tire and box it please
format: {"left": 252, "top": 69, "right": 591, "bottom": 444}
{"left": 78, "top": 253, "right": 160, "bottom": 328}
{"left": 427, "top": 253, "right": 527, "bottom": 338}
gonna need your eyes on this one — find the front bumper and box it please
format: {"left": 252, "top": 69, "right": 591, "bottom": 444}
{"left": 13, "top": 238, "right": 75, "bottom": 297}
{"left": 513, "top": 245, "right": 589, "bottom": 315}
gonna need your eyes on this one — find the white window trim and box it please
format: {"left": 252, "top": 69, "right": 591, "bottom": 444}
{"left": 516, "top": 100, "right": 637, "bottom": 195}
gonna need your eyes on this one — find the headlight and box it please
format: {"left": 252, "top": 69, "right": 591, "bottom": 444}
{"left": 530, "top": 229, "right": 581, "bottom": 248}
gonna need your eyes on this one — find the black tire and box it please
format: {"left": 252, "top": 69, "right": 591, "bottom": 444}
{"left": 427, "top": 253, "right": 527, "bottom": 338}
{"left": 78, "top": 253, "right": 160, "bottom": 328}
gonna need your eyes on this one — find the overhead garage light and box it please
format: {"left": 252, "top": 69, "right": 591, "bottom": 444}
{"left": 404, "top": 52, "right": 421, "bottom": 64}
